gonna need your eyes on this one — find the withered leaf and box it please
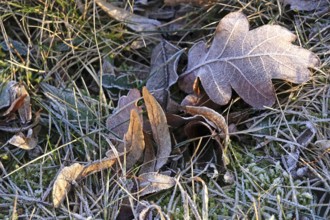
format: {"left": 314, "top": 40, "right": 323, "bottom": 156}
{"left": 52, "top": 158, "right": 117, "bottom": 208}
{"left": 52, "top": 163, "right": 84, "bottom": 208}
{"left": 2, "top": 94, "right": 27, "bottom": 117}
{"left": 180, "top": 11, "right": 320, "bottom": 109}
{"left": 80, "top": 157, "right": 116, "bottom": 177}
{"left": 146, "top": 41, "right": 181, "bottom": 107}
{"left": 0, "top": 81, "right": 17, "bottom": 110}
{"left": 137, "top": 172, "right": 175, "bottom": 196}
{"left": 184, "top": 105, "right": 229, "bottom": 165}
{"left": 8, "top": 129, "right": 38, "bottom": 150}
{"left": 124, "top": 109, "right": 145, "bottom": 169}
{"left": 147, "top": 41, "right": 181, "bottom": 91}
{"left": 143, "top": 87, "right": 171, "bottom": 170}
{"left": 17, "top": 85, "right": 32, "bottom": 124}
{"left": 139, "top": 132, "right": 156, "bottom": 174}
{"left": 106, "top": 89, "right": 142, "bottom": 139}
{"left": 280, "top": 0, "right": 329, "bottom": 11}
{"left": 184, "top": 106, "right": 228, "bottom": 143}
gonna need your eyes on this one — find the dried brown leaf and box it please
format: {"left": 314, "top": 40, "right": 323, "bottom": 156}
{"left": 80, "top": 157, "right": 116, "bottom": 177}
{"left": 52, "top": 158, "right": 117, "bottom": 208}
{"left": 146, "top": 41, "right": 181, "bottom": 108}
{"left": 106, "top": 89, "right": 142, "bottom": 139}
{"left": 0, "top": 81, "right": 17, "bottom": 110}
{"left": 143, "top": 87, "right": 171, "bottom": 170}
{"left": 8, "top": 129, "right": 38, "bottom": 150}
{"left": 124, "top": 109, "right": 145, "bottom": 169}
{"left": 52, "top": 163, "right": 84, "bottom": 208}
{"left": 137, "top": 172, "right": 175, "bottom": 196}
{"left": 147, "top": 41, "right": 181, "bottom": 91}
{"left": 17, "top": 85, "right": 32, "bottom": 123}
{"left": 180, "top": 11, "right": 320, "bottom": 108}
{"left": 139, "top": 132, "right": 156, "bottom": 174}
{"left": 184, "top": 105, "right": 229, "bottom": 165}
{"left": 0, "top": 109, "right": 41, "bottom": 133}
{"left": 2, "top": 94, "right": 27, "bottom": 117}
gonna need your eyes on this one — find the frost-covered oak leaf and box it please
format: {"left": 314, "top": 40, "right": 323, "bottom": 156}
{"left": 179, "top": 11, "right": 320, "bottom": 109}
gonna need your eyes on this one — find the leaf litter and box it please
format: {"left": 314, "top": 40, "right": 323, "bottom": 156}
{"left": 50, "top": 10, "right": 323, "bottom": 213}
{"left": 1, "top": 3, "right": 324, "bottom": 218}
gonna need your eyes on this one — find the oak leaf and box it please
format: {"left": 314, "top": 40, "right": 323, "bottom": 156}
{"left": 179, "top": 11, "right": 320, "bottom": 109}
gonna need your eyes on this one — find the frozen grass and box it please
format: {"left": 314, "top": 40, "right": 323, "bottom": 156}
{"left": 0, "top": 0, "right": 329, "bottom": 219}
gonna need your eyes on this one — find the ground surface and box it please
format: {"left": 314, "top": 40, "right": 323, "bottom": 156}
{"left": 0, "top": 0, "right": 329, "bottom": 219}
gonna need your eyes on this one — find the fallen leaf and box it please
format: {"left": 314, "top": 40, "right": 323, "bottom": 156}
{"left": 184, "top": 106, "right": 228, "bottom": 143}
{"left": 52, "top": 157, "right": 117, "bottom": 208}
{"left": 280, "top": 0, "right": 329, "bottom": 11}
{"left": 139, "top": 132, "right": 156, "bottom": 174}
{"left": 80, "top": 157, "right": 117, "bottom": 178}
{"left": 52, "top": 163, "right": 84, "bottom": 208}
{"left": 184, "top": 120, "right": 226, "bottom": 168}
{"left": 143, "top": 87, "right": 171, "bottom": 170}
{"left": 179, "top": 11, "right": 320, "bottom": 108}
{"left": 138, "top": 201, "right": 167, "bottom": 220}
{"left": 8, "top": 129, "right": 38, "bottom": 150}
{"left": 2, "top": 94, "right": 27, "bottom": 117}
{"left": 0, "top": 109, "right": 41, "bottom": 133}
{"left": 137, "top": 172, "right": 175, "bottom": 196}
{"left": 17, "top": 85, "right": 32, "bottom": 124}
{"left": 147, "top": 41, "right": 181, "bottom": 90}
{"left": 124, "top": 109, "right": 145, "bottom": 169}
{"left": 0, "top": 81, "right": 17, "bottom": 110}
{"left": 146, "top": 41, "right": 182, "bottom": 108}
{"left": 183, "top": 105, "right": 229, "bottom": 165}
{"left": 106, "top": 89, "right": 142, "bottom": 139}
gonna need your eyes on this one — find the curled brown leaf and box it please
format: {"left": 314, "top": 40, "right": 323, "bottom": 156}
{"left": 52, "top": 163, "right": 84, "bottom": 208}
{"left": 143, "top": 87, "right": 171, "bottom": 170}
{"left": 124, "top": 109, "right": 145, "bottom": 169}
{"left": 183, "top": 105, "right": 229, "bottom": 165}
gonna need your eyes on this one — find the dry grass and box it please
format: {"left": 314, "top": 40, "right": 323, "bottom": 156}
{"left": 0, "top": 0, "right": 329, "bottom": 219}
